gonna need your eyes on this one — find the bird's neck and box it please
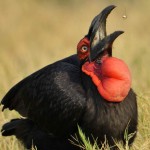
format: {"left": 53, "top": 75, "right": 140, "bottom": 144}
{"left": 82, "top": 57, "right": 131, "bottom": 102}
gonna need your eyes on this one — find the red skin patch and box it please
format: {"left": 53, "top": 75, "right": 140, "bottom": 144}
{"left": 77, "top": 37, "right": 90, "bottom": 60}
{"left": 82, "top": 57, "right": 131, "bottom": 102}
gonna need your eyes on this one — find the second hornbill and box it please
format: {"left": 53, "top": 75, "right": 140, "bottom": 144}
{"left": 1, "top": 5, "right": 138, "bottom": 150}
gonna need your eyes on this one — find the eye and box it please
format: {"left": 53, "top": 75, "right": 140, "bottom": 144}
{"left": 81, "top": 45, "right": 88, "bottom": 53}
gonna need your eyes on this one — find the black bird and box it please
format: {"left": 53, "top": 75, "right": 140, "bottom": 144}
{"left": 1, "top": 5, "right": 138, "bottom": 150}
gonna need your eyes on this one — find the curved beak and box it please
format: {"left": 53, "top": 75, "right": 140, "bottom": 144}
{"left": 86, "top": 5, "right": 124, "bottom": 61}
{"left": 87, "top": 5, "right": 116, "bottom": 45}
{"left": 90, "top": 31, "right": 124, "bottom": 61}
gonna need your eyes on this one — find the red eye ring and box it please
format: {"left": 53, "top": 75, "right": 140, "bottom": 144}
{"left": 81, "top": 45, "right": 88, "bottom": 53}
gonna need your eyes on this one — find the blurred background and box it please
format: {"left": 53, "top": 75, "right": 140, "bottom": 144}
{"left": 0, "top": 0, "right": 150, "bottom": 93}
{"left": 0, "top": 0, "right": 150, "bottom": 149}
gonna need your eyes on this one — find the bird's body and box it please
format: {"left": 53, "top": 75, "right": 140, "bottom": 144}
{"left": 2, "top": 54, "right": 86, "bottom": 135}
{"left": 1, "top": 54, "right": 86, "bottom": 150}
{"left": 80, "top": 77, "right": 137, "bottom": 146}
{"left": 1, "top": 5, "right": 138, "bottom": 150}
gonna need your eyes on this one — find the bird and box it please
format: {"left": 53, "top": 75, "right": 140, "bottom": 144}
{"left": 1, "top": 5, "right": 138, "bottom": 150}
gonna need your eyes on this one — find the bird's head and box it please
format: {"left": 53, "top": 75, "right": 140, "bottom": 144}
{"left": 77, "top": 5, "right": 131, "bottom": 102}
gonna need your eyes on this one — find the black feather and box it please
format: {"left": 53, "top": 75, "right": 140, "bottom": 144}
{"left": 1, "top": 55, "right": 86, "bottom": 136}
{"left": 80, "top": 74, "right": 138, "bottom": 147}
{"left": 1, "top": 53, "right": 138, "bottom": 149}
{"left": 1, "top": 118, "right": 79, "bottom": 150}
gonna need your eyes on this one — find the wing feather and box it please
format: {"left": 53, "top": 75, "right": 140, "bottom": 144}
{"left": 1, "top": 55, "right": 86, "bottom": 136}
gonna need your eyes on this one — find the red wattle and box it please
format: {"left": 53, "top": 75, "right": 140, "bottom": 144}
{"left": 82, "top": 57, "right": 131, "bottom": 102}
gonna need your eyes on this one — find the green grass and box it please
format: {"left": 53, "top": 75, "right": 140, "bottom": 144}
{"left": 0, "top": 0, "right": 150, "bottom": 149}
{"left": 70, "top": 126, "right": 102, "bottom": 150}
{"left": 70, "top": 123, "right": 137, "bottom": 150}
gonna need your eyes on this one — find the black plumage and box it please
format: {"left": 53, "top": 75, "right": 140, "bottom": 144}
{"left": 80, "top": 74, "right": 137, "bottom": 146}
{"left": 1, "top": 5, "right": 138, "bottom": 150}
{"left": 2, "top": 55, "right": 86, "bottom": 135}
{"left": 2, "top": 54, "right": 85, "bottom": 150}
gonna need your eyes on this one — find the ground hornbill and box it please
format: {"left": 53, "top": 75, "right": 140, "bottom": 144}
{"left": 1, "top": 5, "right": 138, "bottom": 150}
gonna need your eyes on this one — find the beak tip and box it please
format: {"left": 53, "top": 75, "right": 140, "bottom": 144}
{"left": 108, "top": 5, "right": 117, "bottom": 11}
{"left": 116, "top": 31, "right": 124, "bottom": 36}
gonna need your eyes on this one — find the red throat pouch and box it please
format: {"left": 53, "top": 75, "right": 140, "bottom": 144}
{"left": 82, "top": 57, "right": 131, "bottom": 102}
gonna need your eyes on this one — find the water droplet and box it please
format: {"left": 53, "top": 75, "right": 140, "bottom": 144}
{"left": 122, "top": 15, "right": 127, "bottom": 19}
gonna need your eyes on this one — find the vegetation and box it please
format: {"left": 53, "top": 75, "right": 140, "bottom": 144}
{"left": 0, "top": 0, "right": 150, "bottom": 149}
